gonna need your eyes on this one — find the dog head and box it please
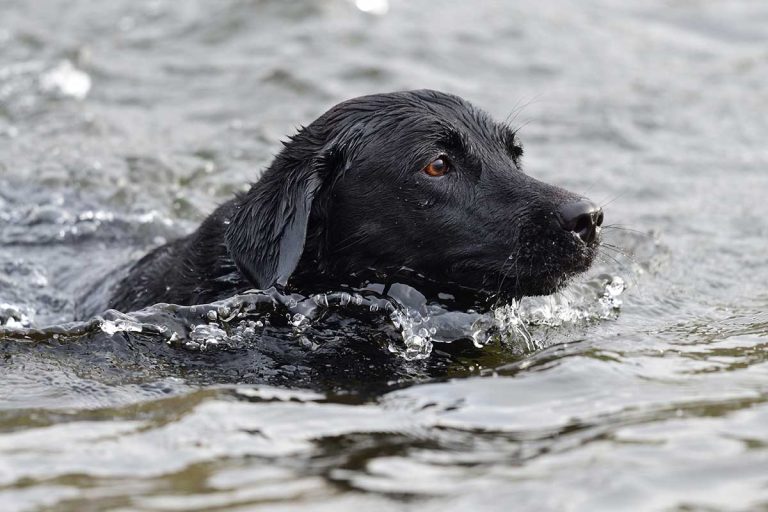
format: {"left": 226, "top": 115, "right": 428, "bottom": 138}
{"left": 225, "top": 90, "right": 602, "bottom": 306}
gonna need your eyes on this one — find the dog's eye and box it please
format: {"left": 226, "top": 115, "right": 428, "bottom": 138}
{"left": 423, "top": 156, "right": 450, "bottom": 177}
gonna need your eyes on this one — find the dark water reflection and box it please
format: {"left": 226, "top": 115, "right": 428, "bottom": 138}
{"left": 1, "top": 0, "right": 768, "bottom": 510}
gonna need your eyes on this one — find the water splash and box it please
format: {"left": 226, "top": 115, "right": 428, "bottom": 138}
{"left": 389, "top": 307, "right": 435, "bottom": 360}
{"left": 386, "top": 274, "right": 626, "bottom": 359}
{"left": 470, "top": 301, "right": 533, "bottom": 351}
{"left": 100, "top": 318, "right": 144, "bottom": 336}
{"left": 0, "top": 303, "right": 33, "bottom": 329}
{"left": 39, "top": 60, "right": 91, "bottom": 100}
{"left": 469, "top": 274, "right": 627, "bottom": 353}
{"left": 1, "top": 275, "right": 625, "bottom": 360}
{"left": 599, "top": 275, "right": 625, "bottom": 311}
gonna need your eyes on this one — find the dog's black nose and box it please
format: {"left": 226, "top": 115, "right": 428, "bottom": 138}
{"left": 557, "top": 200, "right": 603, "bottom": 245}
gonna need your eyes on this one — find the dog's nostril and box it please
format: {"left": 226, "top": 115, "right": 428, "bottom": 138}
{"left": 595, "top": 210, "right": 604, "bottom": 227}
{"left": 557, "top": 200, "right": 602, "bottom": 245}
{"left": 572, "top": 215, "right": 591, "bottom": 235}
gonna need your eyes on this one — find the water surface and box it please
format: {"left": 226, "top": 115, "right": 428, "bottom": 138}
{"left": 1, "top": 1, "right": 767, "bottom": 510}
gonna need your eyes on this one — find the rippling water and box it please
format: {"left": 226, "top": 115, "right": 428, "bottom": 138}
{"left": 1, "top": 1, "right": 767, "bottom": 510}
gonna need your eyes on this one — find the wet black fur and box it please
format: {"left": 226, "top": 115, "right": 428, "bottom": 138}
{"left": 104, "top": 90, "right": 598, "bottom": 314}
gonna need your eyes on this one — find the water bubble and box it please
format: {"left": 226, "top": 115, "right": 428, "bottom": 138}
{"left": 187, "top": 323, "right": 228, "bottom": 351}
{"left": 100, "top": 319, "right": 143, "bottom": 336}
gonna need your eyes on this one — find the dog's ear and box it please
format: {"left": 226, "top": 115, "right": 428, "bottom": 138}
{"left": 225, "top": 127, "right": 359, "bottom": 290}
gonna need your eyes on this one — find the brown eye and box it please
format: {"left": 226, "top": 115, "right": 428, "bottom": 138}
{"left": 423, "top": 156, "right": 450, "bottom": 177}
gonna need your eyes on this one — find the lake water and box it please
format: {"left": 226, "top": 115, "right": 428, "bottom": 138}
{"left": 1, "top": 1, "right": 767, "bottom": 510}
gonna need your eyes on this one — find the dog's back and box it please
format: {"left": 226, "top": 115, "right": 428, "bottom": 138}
{"left": 78, "top": 200, "right": 249, "bottom": 318}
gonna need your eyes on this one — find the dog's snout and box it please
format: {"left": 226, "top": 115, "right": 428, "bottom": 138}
{"left": 557, "top": 199, "right": 603, "bottom": 245}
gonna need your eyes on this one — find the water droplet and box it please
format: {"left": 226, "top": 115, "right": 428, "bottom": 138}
{"left": 354, "top": 0, "right": 389, "bottom": 16}
{"left": 39, "top": 60, "right": 91, "bottom": 100}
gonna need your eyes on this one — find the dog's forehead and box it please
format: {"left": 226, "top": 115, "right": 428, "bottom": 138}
{"left": 375, "top": 93, "right": 506, "bottom": 146}
{"left": 322, "top": 90, "right": 515, "bottom": 157}
{"left": 395, "top": 91, "right": 491, "bottom": 123}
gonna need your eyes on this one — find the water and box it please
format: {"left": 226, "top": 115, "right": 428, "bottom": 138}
{"left": 1, "top": 0, "right": 767, "bottom": 510}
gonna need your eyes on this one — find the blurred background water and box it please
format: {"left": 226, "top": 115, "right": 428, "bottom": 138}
{"left": 1, "top": 0, "right": 767, "bottom": 510}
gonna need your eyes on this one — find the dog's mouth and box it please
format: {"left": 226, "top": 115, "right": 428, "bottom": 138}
{"left": 438, "top": 237, "right": 599, "bottom": 302}
{"left": 298, "top": 234, "right": 600, "bottom": 312}
{"left": 350, "top": 247, "right": 597, "bottom": 311}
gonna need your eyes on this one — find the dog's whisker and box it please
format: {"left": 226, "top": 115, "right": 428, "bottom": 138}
{"left": 597, "top": 249, "right": 624, "bottom": 268}
{"left": 503, "top": 94, "right": 542, "bottom": 130}
{"left": 578, "top": 177, "right": 603, "bottom": 197}
{"left": 601, "top": 224, "right": 651, "bottom": 238}
{"left": 597, "top": 191, "right": 628, "bottom": 209}
{"left": 496, "top": 245, "right": 523, "bottom": 296}
{"left": 600, "top": 243, "right": 633, "bottom": 260}
{"left": 600, "top": 244, "right": 639, "bottom": 265}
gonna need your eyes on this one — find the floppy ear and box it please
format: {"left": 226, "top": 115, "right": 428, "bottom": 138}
{"left": 224, "top": 127, "right": 359, "bottom": 290}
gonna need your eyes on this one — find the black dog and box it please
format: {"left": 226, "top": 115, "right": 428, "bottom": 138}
{"left": 103, "top": 90, "right": 602, "bottom": 314}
